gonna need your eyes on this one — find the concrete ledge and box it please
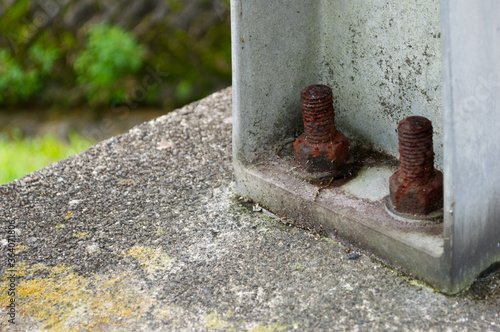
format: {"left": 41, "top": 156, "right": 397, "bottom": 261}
{"left": 0, "top": 88, "right": 499, "bottom": 330}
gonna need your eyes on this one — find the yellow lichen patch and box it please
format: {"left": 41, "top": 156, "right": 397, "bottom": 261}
{"left": 151, "top": 304, "right": 187, "bottom": 327}
{"left": 408, "top": 279, "right": 437, "bottom": 292}
{"left": 73, "top": 232, "right": 89, "bottom": 239}
{"left": 293, "top": 263, "right": 305, "bottom": 272}
{"left": 120, "top": 246, "right": 174, "bottom": 275}
{"left": 0, "top": 262, "right": 155, "bottom": 331}
{"left": 55, "top": 224, "right": 65, "bottom": 231}
{"left": 321, "top": 237, "right": 340, "bottom": 245}
{"left": 64, "top": 211, "right": 74, "bottom": 219}
{"left": 203, "top": 312, "right": 233, "bottom": 330}
{"left": 153, "top": 306, "right": 171, "bottom": 320}
{"left": 14, "top": 244, "right": 27, "bottom": 254}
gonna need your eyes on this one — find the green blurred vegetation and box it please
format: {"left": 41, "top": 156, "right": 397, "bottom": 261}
{"left": 0, "top": 0, "right": 232, "bottom": 183}
{"left": 74, "top": 23, "right": 146, "bottom": 106}
{"left": 0, "top": 43, "right": 60, "bottom": 105}
{"left": 0, "top": 130, "right": 95, "bottom": 184}
{"left": 0, "top": 0, "right": 232, "bottom": 110}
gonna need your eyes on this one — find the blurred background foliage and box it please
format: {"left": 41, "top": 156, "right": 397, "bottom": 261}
{"left": 74, "top": 23, "right": 146, "bottom": 106}
{"left": 0, "top": 0, "right": 232, "bottom": 109}
{"left": 0, "top": 0, "right": 232, "bottom": 183}
{"left": 0, "top": 129, "right": 94, "bottom": 184}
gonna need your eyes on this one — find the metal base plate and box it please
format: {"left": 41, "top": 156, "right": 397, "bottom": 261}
{"left": 384, "top": 196, "right": 443, "bottom": 223}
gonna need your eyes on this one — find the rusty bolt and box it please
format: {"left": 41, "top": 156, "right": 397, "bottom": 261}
{"left": 294, "top": 84, "right": 349, "bottom": 176}
{"left": 386, "top": 116, "right": 443, "bottom": 220}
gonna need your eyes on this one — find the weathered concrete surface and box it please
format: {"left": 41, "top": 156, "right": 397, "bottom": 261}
{"left": 0, "top": 88, "right": 499, "bottom": 331}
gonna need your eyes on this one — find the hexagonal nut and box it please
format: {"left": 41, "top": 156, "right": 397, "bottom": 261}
{"left": 294, "top": 131, "right": 349, "bottom": 173}
{"left": 388, "top": 170, "right": 443, "bottom": 216}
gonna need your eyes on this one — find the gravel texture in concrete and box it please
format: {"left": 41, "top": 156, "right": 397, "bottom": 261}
{"left": 0, "top": 88, "right": 499, "bottom": 331}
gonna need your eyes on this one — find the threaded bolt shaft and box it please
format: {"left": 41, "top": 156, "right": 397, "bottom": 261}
{"left": 301, "top": 85, "right": 336, "bottom": 144}
{"left": 386, "top": 115, "right": 443, "bottom": 220}
{"left": 398, "top": 116, "right": 435, "bottom": 185}
{"left": 294, "top": 84, "right": 349, "bottom": 177}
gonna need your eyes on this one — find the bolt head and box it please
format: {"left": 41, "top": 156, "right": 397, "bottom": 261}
{"left": 294, "top": 131, "right": 349, "bottom": 173}
{"left": 388, "top": 170, "right": 443, "bottom": 216}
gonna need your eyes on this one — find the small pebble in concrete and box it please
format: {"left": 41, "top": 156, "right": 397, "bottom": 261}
{"left": 348, "top": 253, "right": 360, "bottom": 260}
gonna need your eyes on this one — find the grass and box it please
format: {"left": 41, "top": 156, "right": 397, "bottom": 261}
{"left": 0, "top": 130, "right": 95, "bottom": 184}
